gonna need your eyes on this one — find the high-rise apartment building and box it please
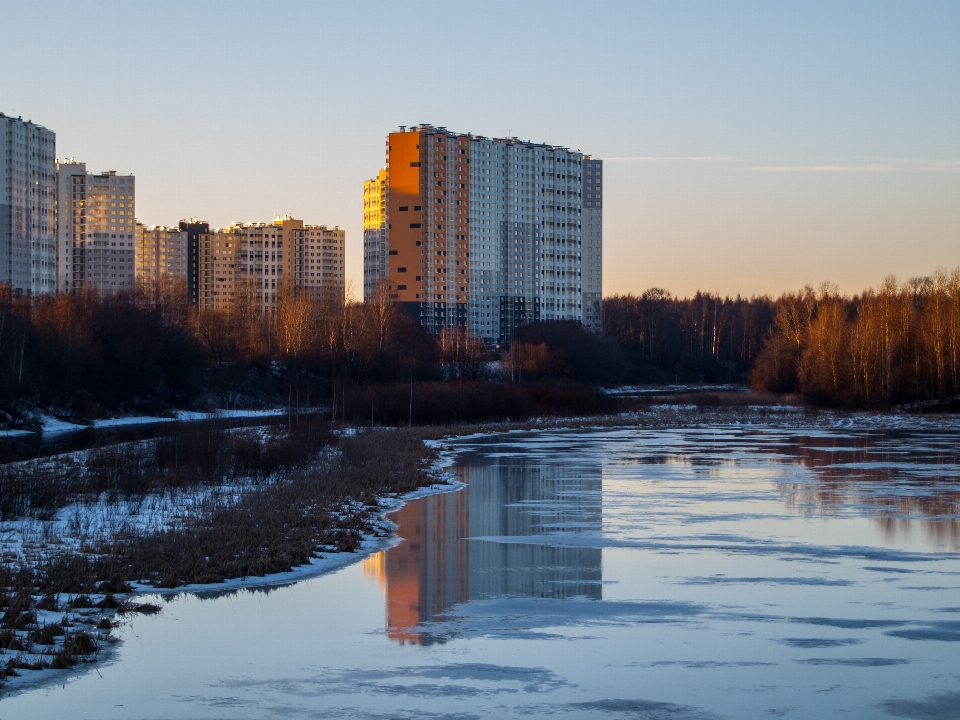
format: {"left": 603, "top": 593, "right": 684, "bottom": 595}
{"left": 57, "top": 162, "right": 136, "bottom": 294}
{"left": 177, "top": 219, "right": 209, "bottom": 305}
{"left": 135, "top": 224, "right": 188, "bottom": 286}
{"left": 364, "top": 125, "right": 602, "bottom": 344}
{"left": 198, "top": 225, "right": 240, "bottom": 311}
{"left": 582, "top": 158, "right": 603, "bottom": 332}
{"left": 363, "top": 168, "right": 387, "bottom": 300}
{"left": 1, "top": 114, "right": 57, "bottom": 296}
{"left": 197, "top": 216, "right": 344, "bottom": 311}
{"left": 287, "top": 219, "right": 346, "bottom": 298}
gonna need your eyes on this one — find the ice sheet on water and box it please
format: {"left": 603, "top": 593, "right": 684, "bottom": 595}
{"left": 680, "top": 575, "right": 855, "bottom": 586}
{"left": 403, "top": 597, "right": 712, "bottom": 643}
{"left": 879, "top": 691, "right": 960, "bottom": 720}
{"left": 775, "top": 637, "right": 865, "bottom": 648}
{"left": 789, "top": 617, "right": 907, "bottom": 629}
{"left": 465, "top": 533, "right": 949, "bottom": 563}
{"left": 883, "top": 622, "right": 960, "bottom": 641}
{"left": 566, "top": 699, "right": 721, "bottom": 720}
{"left": 212, "top": 662, "right": 572, "bottom": 698}
{"left": 796, "top": 658, "right": 911, "bottom": 666}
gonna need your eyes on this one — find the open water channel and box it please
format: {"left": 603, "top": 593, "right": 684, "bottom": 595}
{"left": 4, "top": 425, "right": 960, "bottom": 719}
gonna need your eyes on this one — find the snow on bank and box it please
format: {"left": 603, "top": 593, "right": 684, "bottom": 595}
{"left": 172, "top": 408, "right": 292, "bottom": 422}
{"left": 92, "top": 416, "right": 173, "bottom": 428}
{"left": 16, "top": 408, "right": 293, "bottom": 437}
{"left": 132, "top": 448, "right": 465, "bottom": 598}
{"left": 0, "top": 432, "right": 467, "bottom": 696}
{"left": 0, "top": 478, "right": 469, "bottom": 697}
{"left": 0, "top": 431, "right": 464, "bottom": 602}
{"left": 94, "top": 407, "right": 290, "bottom": 429}
{"left": 132, "top": 480, "right": 467, "bottom": 599}
{"left": 602, "top": 384, "right": 750, "bottom": 396}
{"left": 40, "top": 415, "right": 88, "bottom": 434}
{"left": 0, "top": 486, "right": 245, "bottom": 570}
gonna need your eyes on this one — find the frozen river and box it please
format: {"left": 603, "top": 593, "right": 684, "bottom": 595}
{"left": 6, "top": 426, "right": 960, "bottom": 719}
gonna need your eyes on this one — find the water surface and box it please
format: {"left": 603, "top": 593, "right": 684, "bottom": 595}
{"left": 6, "top": 426, "right": 960, "bottom": 719}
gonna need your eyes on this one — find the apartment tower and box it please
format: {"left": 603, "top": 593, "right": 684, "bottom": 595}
{"left": 178, "top": 219, "right": 210, "bottom": 304}
{"left": 1, "top": 114, "right": 57, "bottom": 295}
{"left": 57, "top": 162, "right": 136, "bottom": 294}
{"left": 135, "top": 224, "right": 188, "bottom": 286}
{"left": 364, "top": 125, "right": 602, "bottom": 344}
{"left": 363, "top": 168, "right": 387, "bottom": 300}
{"left": 196, "top": 216, "right": 345, "bottom": 311}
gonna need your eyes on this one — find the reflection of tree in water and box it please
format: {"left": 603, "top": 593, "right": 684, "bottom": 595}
{"left": 363, "top": 457, "right": 602, "bottom": 645}
{"left": 766, "top": 431, "right": 960, "bottom": 549}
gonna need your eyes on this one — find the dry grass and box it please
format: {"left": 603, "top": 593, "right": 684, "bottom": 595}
{"left": 0, "top": 415, "right": 332, "bottom": 521}
{"left": 99, "top": 426, "right": 439, "bottom": 588}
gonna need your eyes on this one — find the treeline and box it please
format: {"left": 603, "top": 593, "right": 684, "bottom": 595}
{"left": 603, "top": 290, "right": 775, "bottom": 383}
{"left": 751, "top": 272, "right": 960, "bottom": 408}
{"left": 3, "top": 268, "right": 959, "bottom": 421}
{"left": 0, "top": 282, "right": 610, "bottom": 424}
{"left": 0, "top": 284, "right": 205, "bottom": 420}
{"left": 0, "top": 282, "right": 448, "bottom": 422}
{"left": 602, "top": 271, "right": 960, "bottom": 408}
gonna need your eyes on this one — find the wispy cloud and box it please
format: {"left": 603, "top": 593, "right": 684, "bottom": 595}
{"left": 752, "top": 159, "right": 960, "bottom": 173}
{"left": 603, "top": 156, "right": 737, "bottom": 162}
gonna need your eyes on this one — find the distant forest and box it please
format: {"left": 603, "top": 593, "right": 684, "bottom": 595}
{"left": 605, "top": 269, "right": 960, "bottom": 407}
{"left": 1, "top": 268, "right": 958, "bottom": 424}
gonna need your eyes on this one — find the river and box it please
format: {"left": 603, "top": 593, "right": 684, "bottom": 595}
{"left": 4, "top": 425, "right": 960, "bottom": 719}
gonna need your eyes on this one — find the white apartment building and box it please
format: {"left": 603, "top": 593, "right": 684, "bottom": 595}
{"left": 57, "top": 162, "right": 136, "bottom": 294}
{"left": 0, "top": 114, "right": 57, "bottom": 295}
{"left": 135, "top": 223, "right": 187, "bottom": 285}
{"left": 467, "top": 136, "right": 599, "bottom": 344}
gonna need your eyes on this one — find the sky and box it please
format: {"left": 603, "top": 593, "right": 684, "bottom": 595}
{"left": 2, "top": 0, "right": 958, "bottom": 299}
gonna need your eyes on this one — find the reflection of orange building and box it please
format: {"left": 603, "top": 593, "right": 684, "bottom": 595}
{"left": 365, "top": 488, "right": 470, "bottom": 645}
{"left": 366, "top": 458, "right": 603, "bottom": 645}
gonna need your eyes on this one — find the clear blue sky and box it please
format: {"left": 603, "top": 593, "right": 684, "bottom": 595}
{"left": 2, "top": 0, "right": 958, "bottom": 298}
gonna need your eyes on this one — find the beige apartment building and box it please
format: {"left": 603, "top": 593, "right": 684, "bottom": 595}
{"left": 56, "top": 162, "right": 136, "bottom": 294}
{"left": 135, "top": 224, "right": 187, "bottom": 286}
{"left": 197, "top": 216, "right": 344, "bottom": 311}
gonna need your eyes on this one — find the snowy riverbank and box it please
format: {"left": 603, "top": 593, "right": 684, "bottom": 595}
{"left": 0, "top": 429, "right": 465, "bottom": 696}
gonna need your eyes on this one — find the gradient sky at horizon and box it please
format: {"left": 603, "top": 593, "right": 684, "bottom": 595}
{"left": 2, "top": 0, "right": 958, "bottom": 299}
